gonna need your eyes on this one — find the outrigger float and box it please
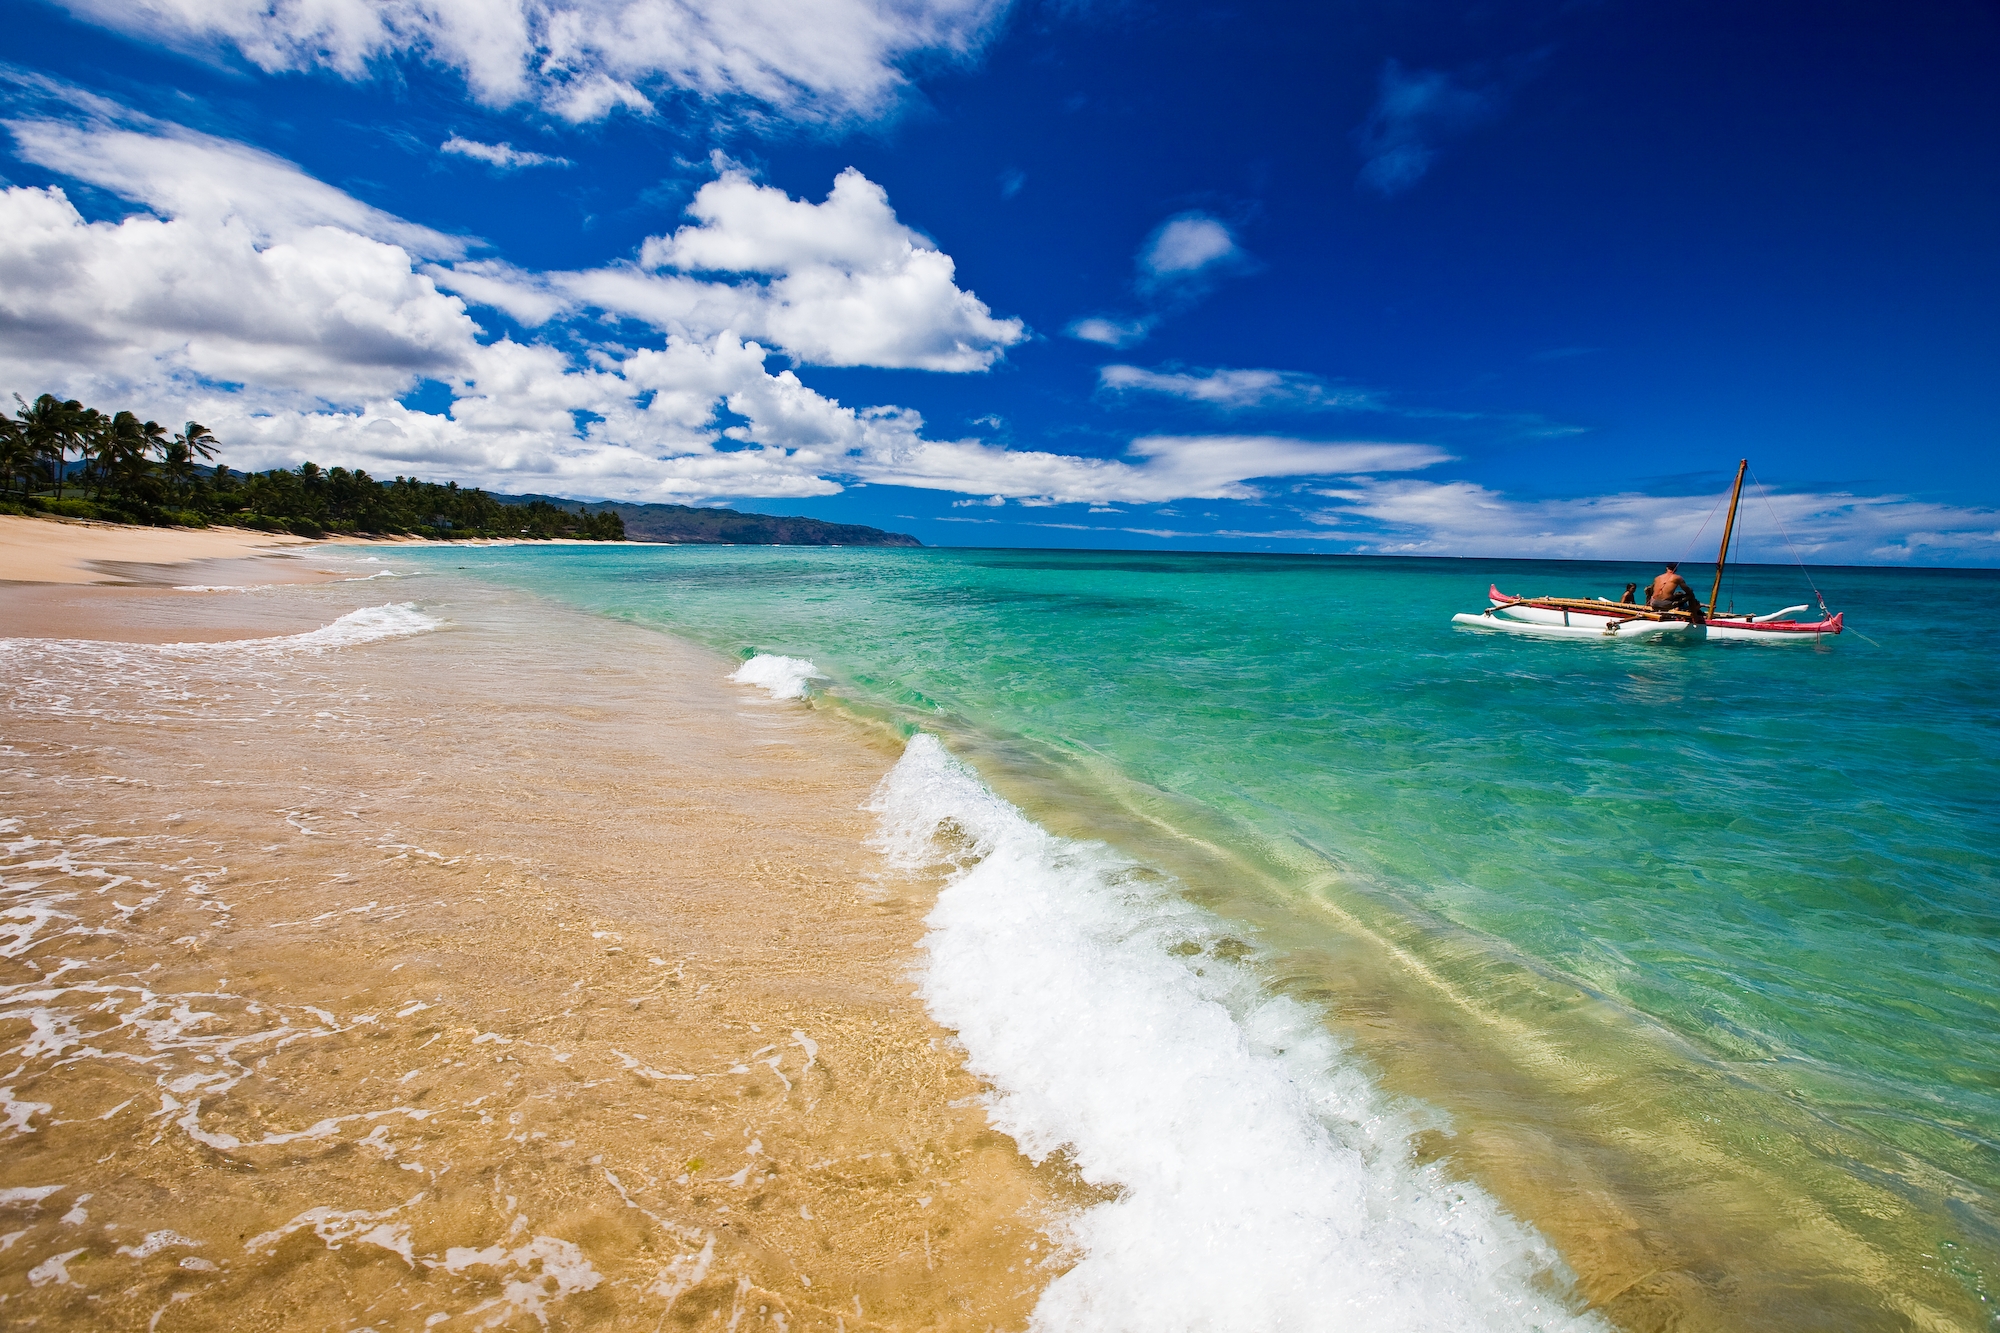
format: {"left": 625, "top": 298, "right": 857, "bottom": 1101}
{"left": 1451, "top": 460, "right": 1845, "bottom": 643}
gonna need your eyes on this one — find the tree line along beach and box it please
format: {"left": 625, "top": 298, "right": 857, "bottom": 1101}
{"left": 0, "top": 393, "right": 922, "bottom": 548}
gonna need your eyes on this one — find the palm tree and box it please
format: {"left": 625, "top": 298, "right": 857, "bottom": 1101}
{"left": 15, "top": 394, "right": 81, "bottom": 499}
{"left": 177, "top": 421, "right": 219, "bottom": 460}
{"left": 136, "top": 419, "right": 170, "bottom": 504}
{"left": 95, "top": 411, "right": 162, "bottom": 503}
{"left": 166, "top": 421, "right": 220, "bottom": 503}
{"left": 78, "top": 407, "right": 116, "bottom": 499}
{"left": 0, "top": 417, "right": 30, "bottom": 498}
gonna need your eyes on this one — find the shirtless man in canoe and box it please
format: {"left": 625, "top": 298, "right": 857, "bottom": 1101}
{"left": 1647, "top": 562, "right": 1702, "bottom": 616}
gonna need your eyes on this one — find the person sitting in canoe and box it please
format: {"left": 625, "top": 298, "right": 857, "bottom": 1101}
{"left": 1619, "top": 583, "right": 1639, "bottom": 604}
{"left": 1647, "top": 563, "right": 1701, "bottom": 616}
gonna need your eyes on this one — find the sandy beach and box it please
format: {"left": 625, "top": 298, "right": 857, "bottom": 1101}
{"left": 0, "top": 527, "right": 1067, "bottom": 1329}
{"left": 0, "top": 514, "right": 330, "bottom": 584}
{"left": 0, "top": 515, "right": 385, "bottom": 642}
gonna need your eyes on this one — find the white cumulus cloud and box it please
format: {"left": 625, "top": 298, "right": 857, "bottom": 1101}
{"left": 1139, "top": 214, "right": 1240, "bottom": 284}
{"left": 1099, "top": 364, "right": 1375, "bottom": 411}
{"left": 855, "top": 435, "right": 1449, "bottom": 506}
{"left": 440, "top": 136, "right": 571, "bottom": 169}
{"left": 0, "top": 106, "right": 1032, "bottom": 502}
{"left": 53, "top": 0, "right": 1012, "bottom": 124}
{"left": 206, "top": 332, "right": 886, "bottom": 501}
{"left": 1308, "top": 477, "right": 2000, "bottom": 564}
{"left": 435, "top": 167, "right": 1027, "bottom": 371}
{"left": 1066, "top": 315, "right": 1154, "bottom": 348}
{"left": 6, "top": 114, "right": 467, "bottom": 257}
{"left": 1065, "top": 211, "right": 1252, "bottom": 347}
{"left": 0, "top": 183, "right": 481, "bottom": 403}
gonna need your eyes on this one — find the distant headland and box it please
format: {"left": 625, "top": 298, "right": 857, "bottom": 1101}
{"left": 495, "top": 494, "right": 922, "bottom": 547}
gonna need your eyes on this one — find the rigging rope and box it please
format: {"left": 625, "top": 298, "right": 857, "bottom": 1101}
{"left": 1750, "top": 468, "right": 1830, "bottom": 617}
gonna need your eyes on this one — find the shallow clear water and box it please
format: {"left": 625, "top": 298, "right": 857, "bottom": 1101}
{"left": 419, "top": 544, "right": 2000, "bottom": 1324}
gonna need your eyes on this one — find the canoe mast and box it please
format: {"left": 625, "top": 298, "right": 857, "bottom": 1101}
{"left": 1707, "top": 459, "right": 1749, "bottom": 618}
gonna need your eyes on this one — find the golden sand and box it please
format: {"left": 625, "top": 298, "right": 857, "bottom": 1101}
{"left": 0, "top": 514, "right": 382, "bottom": 642}
{"left": 0, "top": 514, "right": 329, "bottom": 585}
{"left": 0, "top": 569, "right": 1069, "bottom": 1329}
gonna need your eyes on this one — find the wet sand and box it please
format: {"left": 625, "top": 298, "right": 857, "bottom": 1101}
{"left": 0, "top": 564, "right": 1067, "bottom": 1329}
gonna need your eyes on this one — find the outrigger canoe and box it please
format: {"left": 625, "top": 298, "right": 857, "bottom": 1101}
{"left": 1451, "top": 460, "right": 1845, "bottom": 644}
{"left": 1451, "top": 589, "right": 1843, "bottom": 641}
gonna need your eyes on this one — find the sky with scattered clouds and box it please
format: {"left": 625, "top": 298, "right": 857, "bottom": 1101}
{"left": 2, "top": 0, "right": 1997, "bottom": 563}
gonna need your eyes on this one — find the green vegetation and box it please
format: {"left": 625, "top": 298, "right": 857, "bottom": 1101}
{"left": 0, "top": 392, "right": 623, "bottom": 541}
{"left": 512, "top": 496, "right": 921, "bottom": 546}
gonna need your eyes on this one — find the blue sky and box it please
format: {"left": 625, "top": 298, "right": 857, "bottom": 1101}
{"left": 3, "top": 0, "right": 1996, "bottom": 562}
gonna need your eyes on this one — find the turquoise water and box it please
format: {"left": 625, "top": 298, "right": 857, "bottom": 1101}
{"left": 413, "top": 545, "right": 1998, "bottom": 1321}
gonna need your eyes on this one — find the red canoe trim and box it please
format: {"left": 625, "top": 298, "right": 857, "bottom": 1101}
{"left": 1716, "top": 615, "right": 1843, "bottom": 634}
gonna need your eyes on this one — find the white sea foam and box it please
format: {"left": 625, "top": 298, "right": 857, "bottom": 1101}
{"left": 1, "top": 604, "right": 440, "bottom": 731}
{"left": 871, "top": 734, "right": 1604, "bottom": 1333}
{"left": 0, "top": 603, "right": 438, "bottom": 665}
{"left": 728, "top": 653, "right": 826, "bottom": 701}
{"left": 159, "top": 603, "right": 441, "bottom": 657}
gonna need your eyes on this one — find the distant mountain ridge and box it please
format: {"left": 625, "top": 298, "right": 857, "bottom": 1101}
{"left": 492, "top": 494, "right": 921, "bottom": 547}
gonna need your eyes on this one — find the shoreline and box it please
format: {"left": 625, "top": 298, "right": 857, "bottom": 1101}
{"left": 0, "top": 512, "right": 623, "bottom": 587}
{"left": 0, "top": 553, "right": 1069, "bottom": 1327}
{"left": 822, "top": 662, "right": 1989, "bottom": 1333}
{"left": 0, "top": 514, "right": 588, "bottom": 641}
{"left": 431, "top": 543, "right": 1990, "bottom": 1332}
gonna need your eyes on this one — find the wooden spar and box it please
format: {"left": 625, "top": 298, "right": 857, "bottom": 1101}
{"left": 1707, "top": 459, "right": 1749, "bottom": 618}
{"left": 1495, "top": 596, "right": 1680, "bottom": 621}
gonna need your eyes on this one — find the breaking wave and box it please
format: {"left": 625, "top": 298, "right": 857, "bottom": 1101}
{"left": 728, "top": 654, "right": 826, "bottom": 701}
{"left": 870, "top": 733, "right": 1603, "bottom": 1333}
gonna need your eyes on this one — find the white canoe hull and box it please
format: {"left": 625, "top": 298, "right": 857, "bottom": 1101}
{"left": 1451, "top": 611, "right": 1693, "bottom": 640}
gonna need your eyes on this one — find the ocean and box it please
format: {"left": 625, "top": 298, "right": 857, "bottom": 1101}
{"left": 417, "top": 543, "right": 1999, "bottom": 1329}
